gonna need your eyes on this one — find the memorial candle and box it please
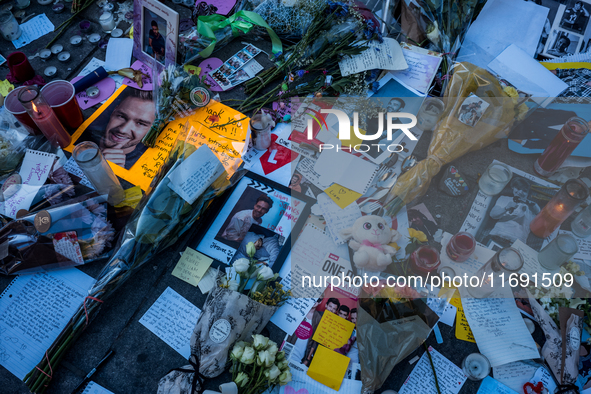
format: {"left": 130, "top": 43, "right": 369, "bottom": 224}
{"left": 410, "top": 245, "right": 440, "bottom": 274}
{"left": 17, "top": 86, "right": 71, "bottom": 148}
{"left": 530, "top": 179, "right": 589, "bottom": 238}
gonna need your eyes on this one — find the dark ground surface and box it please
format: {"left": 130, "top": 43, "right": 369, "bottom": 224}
{"left": 0, "top": 1, "right": 587, "bottom": 393}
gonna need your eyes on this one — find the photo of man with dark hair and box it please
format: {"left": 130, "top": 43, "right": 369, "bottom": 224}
{"left": 561, "top": 0, "right": 590, "bottom": 33}
{"left": 220, "top": 194, "right": 274, "bottom": 242}
{"left": 337, "top": 305, "right": 350, "bottom": 319}
{"left": 548, "top": 34, "right": 573, "bottom": 56}
{"left": 143, "top": 8, "right": 167, "bottom": 65}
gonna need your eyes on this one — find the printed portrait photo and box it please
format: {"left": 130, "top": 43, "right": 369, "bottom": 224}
{"left": 143, "top": 8, "right": 167, "bottom": 65}
{"left": 560, "top": 0, "right": 591, "bottom": 34}
{"left": 547, "top": 29, "right": 581, "bottom": 56}
{"left": 245, "top": 44, "right": 259, "bottom": 56}
{"left": 457, "top": 93, "right": 490, "bottom": 127}
{"left": 228, "top": 224, "right": 283, "bottom": 268}
{"left": 72, "top": 86, "right": 154, "bottom": 170}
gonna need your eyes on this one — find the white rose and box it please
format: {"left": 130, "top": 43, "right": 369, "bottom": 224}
{"left": 265, "top": 364, "right": 281, "bottom": 382}
{"left": 252, "top": 334, "right": 269, "bottom": 350}
{"left": 235, "top": 372, "right": 249, "bottom": 388}
{"left": 257, "top": 350, "right": 274, "bottom": 367}
{"left": 246, "top": 242, "right": 257, "bottom": 258}
{"left": 277, "top": 359, "right": 289, "bottom": 371}
{"left": 257, "top": 266, "right": 274, "bottom": 281}
{"left": 278, "top": 370, "right": 292, "bottom": 385}
{"left": 240, "top": 346, "right": 256, "bottom": 365}
{"left": 266, "top": 342, "right": 278, "bottom": 357}
{"left": 426, "top": 21, "right": 440, "bottom": 45}
{"left": 233, "top": 258, "right": 251, "bottom": 274}
{"left": 231, "top": 343, "right": 245, "bottom": 360}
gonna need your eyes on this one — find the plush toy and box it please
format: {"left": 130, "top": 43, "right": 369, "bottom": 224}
{"left": 341, "top": 215, "right": 401, "bottom": 272}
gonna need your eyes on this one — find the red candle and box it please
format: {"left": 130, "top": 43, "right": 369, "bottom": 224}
{"left": 17, "top": 86, "right": 71, "bottom": 148}
{"left": 410, "top": 245, "right": 440, "bottom": 275}
{"left": 446, "top": 232, "right": 475, "bottom": 262}
{"left": 534, "top": 117, "right": 588, "bottom": 177}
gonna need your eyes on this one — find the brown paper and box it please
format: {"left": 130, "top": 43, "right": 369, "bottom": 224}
{"left": 559, "top": 307, "right": 584, "bottom": 386}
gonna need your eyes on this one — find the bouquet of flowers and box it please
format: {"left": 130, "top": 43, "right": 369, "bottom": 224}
{"left": 24, "top": 119, "right": 248, "bottom": 393}
{"left": 383, "top": 62, "right": 538, "bottom": 216}
{"left": 157, "top": 244, "right": 290, "bottom": 394}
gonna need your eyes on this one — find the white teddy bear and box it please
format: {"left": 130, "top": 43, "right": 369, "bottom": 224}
{"left": 341, "top": 215, "right": 401, "bottom": 272}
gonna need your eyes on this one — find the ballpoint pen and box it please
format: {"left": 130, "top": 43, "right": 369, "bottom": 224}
{"left": 70, "top": 350, "right": 115, "bottom": 394}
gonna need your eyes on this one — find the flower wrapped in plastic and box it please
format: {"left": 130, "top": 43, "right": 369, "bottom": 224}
{"left": 383, "top": 62, "right": 539, "bottom": 216}
{"left": 24, "top": 117, "right": 249, "bottom": 393}
{"left": 180, "top": 11, "right": 282, "bottom": 64}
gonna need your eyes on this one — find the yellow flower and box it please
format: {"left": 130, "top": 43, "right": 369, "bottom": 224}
{"left": 503, "top": 86, "right": 518, "bottom": 98}
{"left": 408, "top": 228, "right": 427, "bottom": 243}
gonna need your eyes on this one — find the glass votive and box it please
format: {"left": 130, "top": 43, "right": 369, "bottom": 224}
{"left": 16, "top": 0, "right": 31, "bottom": 10}
{"left": 70, "top": 35, "right": 83, "bottom": 46}
{"left": 446, "top": 232, "right": 476, "bottom": 262}
{"left": 530, "top": 179, "right": 589, "bottom": 238}
{"left": 571, "top": 205, "right": 591, "bottom": 238}
{"left": 79, "top": 20, "right": 92, "bottom": 34}
{"left": 4, "top": 86, "right": 41, "bottom": 133}
{"left": 467, "top": 247, "right": 523, "bottom": 298}
{"left": 478, "top": 162, "right": 512, "bottom": 196}
{"left": 7, "top": 51, "right": 35, "bottom": 82}
{"left": 538, "top": 234, "right": 578, "bottom": 271}
{"left": 416, "top": 97, "right": 445, "bottom": 132}
{"left": 410, "top": 245, "right": 441, "bottom": 275}
{"left": 462, "top": 353, "right": 491, "bottom": 381}
{"left": 0, "top": 11, "right": 22, "bottom": 41}
{"left": 73, "top": 142, "right": 125, "bottom": 205}
{"left": 99, "top": 12, "right": 116, "bottom": 33}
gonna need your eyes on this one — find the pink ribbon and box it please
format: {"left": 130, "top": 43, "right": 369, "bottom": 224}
{"left": 361, "top": 239, "right": 385, "bottom": 252}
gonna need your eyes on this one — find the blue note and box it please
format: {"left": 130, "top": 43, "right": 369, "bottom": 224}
{"left": 477, "top": 376, "right": 519, "bottom": 394}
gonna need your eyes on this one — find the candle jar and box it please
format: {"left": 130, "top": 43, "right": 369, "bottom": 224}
{"left": 7, "top": 51, "right": 35, "bottom": 82}
{"left": 0, "top": 11, "right": 22, "bottom": 41}
{"left": 79, "top": 20, "right": 92, "bottom": 34}
{"left": 73, "top": 142, "right": 125, "bottom": 205}
{"left": 572, "top": 206, "right": 591, "bottom": 238}
{"left": 16, "top": 0, "right": 31, "bottom": 10}
{"left": 538, "top": 234, "right": 578, "bottom": 271}
{"left": 530, "top": 179, "right": 589, "bottom": 238}
{"left": 4, "top": 87, "right": 40, "bottom": 134}
{"left": 462, "top": 353, "right": 491, "bottom": 381}
{"left": 467, "top": 247, "right": 523, "bottom": 298}
{"left": 17, "top": 86, "right": 72, "bottom": 148}
{"left": 99, "top": 12, "right": 116, "bottom": 33}
{"left": 446, "top": 232, "right": 476, "bottom": 262}
{"left": 535, "top": 117, "right": 589, "bottom": 177}
{"left": 410, "top": 245, "right": 441, "bottom": 275}
{"left": 250, "top": 112, "right": 275, "bottom": 150}
{"left": 478, "top": 162, "right": 512, "bottom": 196}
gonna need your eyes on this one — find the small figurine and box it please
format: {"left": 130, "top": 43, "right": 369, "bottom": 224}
{"left": 341, "top": 215, "right": 401, "bottom": 272}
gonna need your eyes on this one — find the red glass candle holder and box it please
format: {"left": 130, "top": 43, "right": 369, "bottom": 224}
{"left": 410, "top": 245, "right": 441, "bottom": 275}
{"left": 530, "top": 178, "right": 589, "bottom": 238}
{"left": 4, "top": 86, "right": 41, "bottom": 135}
{"left": 41, "top": 80, "right": 84, "bottom": 130}
{"left": 446, "top": 232, "right": 476, "bottom": 262}
{"left": 7, "top": 51, "right": 35, "bottom": 82}
{"left": 534, "top": 117, "right": 589, "bottom": 177}
{"left": 17, "top": 86, "right": 72, "bottom": 148}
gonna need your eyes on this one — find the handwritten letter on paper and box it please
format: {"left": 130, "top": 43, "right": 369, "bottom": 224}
{"left": 172, "top": 247, "right": 213, "bottom": 287}
{"left": 339, "top": 38, "right": 408, "bottom": 77}
{"left": 139, "top": 287, "right": 201, "bottom": 359}
{"left": 312, "top": 312, "right": 355, "bottom": 349}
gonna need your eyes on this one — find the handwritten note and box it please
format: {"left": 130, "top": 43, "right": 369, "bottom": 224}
{"left": 312, "top": 312, "right": 355, "bottom": 349}
{"left": 324, "top": 184, "right": 362, "bottom": 209}
{"left": 167, "top": 145, "right": 224, "bottom": 204}
{"left": 390, "top": 44, "right": 443, "bottom": 94}
{"left": 339, "top": 38, "right": 408, "bottom": 77}
{"left": 459, "top": 286, "right": 540, "bottom": 367}
{"left": 295, "top": 157, "right": 331, "bottom": 190}
{"left": 122, "top": 60, "right": 153, "bottom": 91}
{"left": 317, "top": 193, "right": 362, "bottom": 244}
{"left": 511, "top": 239, "right": 545, "bottom": 277}
{"left": 493, "top": 361, "right": 538, "bottom": 392}
{"left": 315, "top": 148, "right": 378, "bottom": 195}
{"left": 12, "top": 14, "right": 54, "bottom": 49}
{"left": 0, "top": 269, "right": 95, "bottom": 379}
{"left": 450, "top": 296, "right": 476, "bottom": 343}
{"left": 82, "top": 381, "right": 115, "bottom": 394}
{"left": 307, "top": 345, "right": 350, "bottom": 390}
{"left": 398, "top": 346, "right": 467, "bottom": 394}
{"left": 172, "top": 247, "right": 213, "bottom": 287}
{"left": 281, "top": 361, "right": 362, "bottom": 394}
{"left": 476, "top": 376, "right": 518, "bottom": 394}
{"left": 1, "top": 150, "right": 55, "bottom": 219}
{"left": 139, "top": 287, "right": 201, "bottom": 359}
{"left": 63, "top": 157, "right": 95, "bottom": 189}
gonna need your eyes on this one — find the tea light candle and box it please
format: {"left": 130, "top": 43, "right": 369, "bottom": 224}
{"left": 462, "top": 353, "right": 491, "bottom": 381}
{"left": 39, "top": 48, "right": 52, "bottom": 60}
{"left": 57, "top": 51, "right": 70, "bottom": 62}
{"left": 52, "top": 2, "right": 64, "bottom": 13}
{"left": 110, "top": 28, "right": 122, "bottom": 38}
{"left": 50, "top": 44, "right": 63, "bottom": 54}
{"left": 88, "top": 33, "right": 101, "bottom": 43}
{"left": 70, "top": 35, "right": 82, "bottom": 46}
{"left": 79, "top": 20, "right": 91, "bottom": 34}
{"left": 86, "top": 86, "right": 100, "bottom": 98}
{"left": 44, "top": 66, "right": 57, "bottom": 78}
{"left": 37, "top": 0, "right": 53, "bottom": 5}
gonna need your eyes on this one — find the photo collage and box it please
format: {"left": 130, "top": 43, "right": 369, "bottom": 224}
{"left": 543, "top": 0, "right": 591, "bottom": 57}
{"left": 210, "top": 44, "right": 263, "bottom": 90}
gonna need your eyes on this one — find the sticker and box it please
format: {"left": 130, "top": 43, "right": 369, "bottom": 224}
{"left": 209, "top": 319, "right": 231, "bottom": 343}
{"left": 456, "top": 93, "right": 489, "bottom": 127}
{"left": 53, "top": 231, "right": 84, "bottom": 264}
{"left": 190, "top": 86, "right": 211, "bottom": 107}
{"left": 34, "top": 210, "right": 52, "bottom": 233}
{"left": 295, "top": 321, "right": 313, "bottom": 340}
{"left": 570, "top": 326, "right": 581, "bottom": 350}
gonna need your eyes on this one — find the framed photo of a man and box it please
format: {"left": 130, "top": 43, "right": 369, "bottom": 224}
{"left": 194, "top": 172, "right": 313, "bottom": 273}
{"left": 133, "top": 0, "right": 179, "bottom": 70}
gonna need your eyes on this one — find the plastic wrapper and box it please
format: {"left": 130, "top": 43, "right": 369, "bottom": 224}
{"left": 0, "top": 194, "right": 115, "bottom": 275}
{"left": 383, "top": 62, "right": 539, "bottom": 216}
{"left": 251, "top": 0, "right": 326, "bottom": 39}
{"left": 0, "top": 108, "right": 43, "bottom": 176}
{"left": 181, "top": 11, "right": 282, "bottom": 64}
{"left": 157, "top": 277, "right": 276, "bottom": 394}
{"left": 24, "top": 121, "right": 248, "bottom": 393}
{"left": 357, "top": 295, "right": 439, "bottom": 393}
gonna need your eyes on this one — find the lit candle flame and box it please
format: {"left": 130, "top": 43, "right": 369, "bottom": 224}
{"left": 31, "top": 102, "right": 37, "bottom": 112}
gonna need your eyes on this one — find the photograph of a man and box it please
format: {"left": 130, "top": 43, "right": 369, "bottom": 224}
{"left": 220, "top": 194, "right": 274, "bottom": 242}
{"left": 149, "top": 21, "right": 166, "bottom": 62}
{"left": 561, "top": 0, "right": 590, "bottom": 33}
{"left": 76, "top": 87, "right": 155, "bottom": 170}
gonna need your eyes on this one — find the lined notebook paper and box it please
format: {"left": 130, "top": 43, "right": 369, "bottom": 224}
{"left": 0, "top": 269, "right": 95, "bottom": 379}
{"left": 459, "top": 286, "right": 539, "bottom": 367}
{"left": 82, "top": 381, "right": 115, "bottom": 394}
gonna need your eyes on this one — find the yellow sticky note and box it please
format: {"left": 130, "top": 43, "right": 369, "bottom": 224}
{"left": 324, "top": 183, "right": 362, "bottom": 209}
{"left": 172, "top": 247, "right": 213, "bottom": 287}
{"left": 307, "top": 345, "right": 349, "bottom": 390}
{"left": 312, "top": 311, "right": 355, "bottom": 349}
{"left": 339, "top": 126, "right": 367, "bottom": 147}
{"left": 0, "top": 80, "right": 14, "bottom": 97}
{"left": 114, "top": 186, "right": 143, "bottom": 209}
{"left": 450, "top": 296, "right": 475, "bottom": 343}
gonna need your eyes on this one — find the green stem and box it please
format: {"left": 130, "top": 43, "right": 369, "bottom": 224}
{"left": 423, "top": 343, "right": 442, "bottom": 394}
{"left": 45, "top": 0, "right": 95, "bottom": 49}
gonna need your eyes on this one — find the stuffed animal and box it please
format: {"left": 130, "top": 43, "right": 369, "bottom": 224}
{"left": 341, "top": 215, "right": 401, "bottom": 272}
